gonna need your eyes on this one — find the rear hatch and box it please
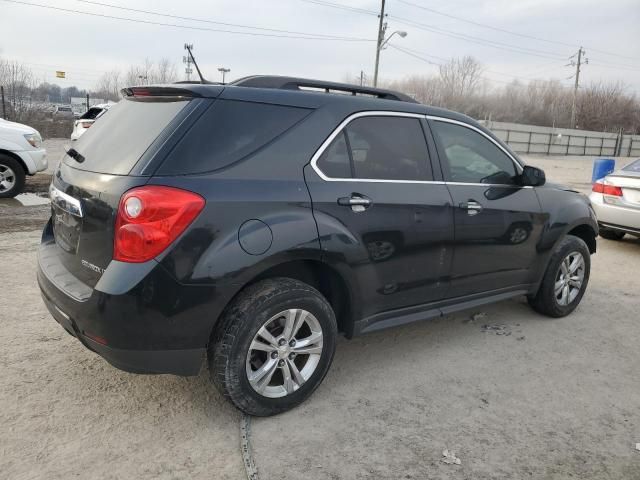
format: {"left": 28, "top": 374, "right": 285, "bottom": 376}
{"left": 47, "top": 87, "right": 212, "bottom": 290}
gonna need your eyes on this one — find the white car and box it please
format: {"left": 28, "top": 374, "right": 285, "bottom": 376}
{"left": 590, "top": 158, "right": 640, "bottom": 240}
{"left": 0, "top": 118, "right": 47, "bottom": 197}
{"left": 70, "top": 104, "right": 111, "bottom": 141}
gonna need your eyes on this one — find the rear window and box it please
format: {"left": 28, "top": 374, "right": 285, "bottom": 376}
{"left": 66, "top": 98, "right": 189, "bottom": 175}
{"left": 622, "top": 159, "right": 640, "bottom": 172}
{"left": 80, "top": 107, "right": 104, "bottom": 120}
{"left": 157, "top": 99, "right": 310, "bottom": 175}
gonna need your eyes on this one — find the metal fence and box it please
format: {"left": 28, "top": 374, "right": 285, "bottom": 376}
{"left": 483, "top": 120, "right": 640, "bottom": 157}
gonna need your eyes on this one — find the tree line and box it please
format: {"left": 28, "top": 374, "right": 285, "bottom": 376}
{"left": 384, "top": 56, "right": 640, "bottom": 133}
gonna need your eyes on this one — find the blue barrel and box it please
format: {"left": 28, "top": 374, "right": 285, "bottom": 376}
{"left": 592, "top": 158, "right": 616, "bottom": 183}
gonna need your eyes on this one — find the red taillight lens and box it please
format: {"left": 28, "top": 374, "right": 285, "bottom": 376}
{"left": 80, "top": 121, "right": 92, "bottom": 129}
{"left": 592, "top": 182, "right": 622, "bottom": 196}
{"left": 114, "top": 186, "right": 205, "bottom": 263}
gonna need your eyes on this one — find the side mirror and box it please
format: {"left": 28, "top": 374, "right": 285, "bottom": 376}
{"left": 521, "top": 165, "right": 546, "bottom": 187}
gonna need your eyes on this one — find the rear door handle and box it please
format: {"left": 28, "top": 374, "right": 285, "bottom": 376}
{"left": 459, "top": 200, "right": 483, "bottom": 216}
{"left": 338, "top": 194, "right": 372, "bottom": 213}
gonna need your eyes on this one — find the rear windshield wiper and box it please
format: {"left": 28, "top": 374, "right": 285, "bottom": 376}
{"left": 65, "top": 147, "right": 85, "bottom": 163}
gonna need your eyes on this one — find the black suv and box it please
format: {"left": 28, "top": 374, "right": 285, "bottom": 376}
{"left": 38, "top": 76, "right": 597, "bottom": 416}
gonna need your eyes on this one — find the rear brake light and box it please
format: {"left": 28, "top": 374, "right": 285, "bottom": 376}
{"left": 592, "top": 182, "right": 622, "bottom": 196}
{"left": 114, "top": 186, "right": 205, "bottom": 263}
{"left": 80, "top": 121, "right": 92, "bottom": 128}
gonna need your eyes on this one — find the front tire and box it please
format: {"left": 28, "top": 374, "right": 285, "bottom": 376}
{"left": 0, "top": 154, "right": 26, "bottom": 198}
{"left": 528, "top": 235, "right": 591, "bottom": 318}
{"left": 209, "top": 278, "right": 337, "bottom": 416}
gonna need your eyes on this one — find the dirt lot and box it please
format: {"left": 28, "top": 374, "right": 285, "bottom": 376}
{"left": 1, "top": 146, "right": 639, "bottom": 479}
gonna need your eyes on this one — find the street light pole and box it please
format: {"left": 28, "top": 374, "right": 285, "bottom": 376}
{"left": 218, "top": 67, "right": 230, "bottom": 84}
{"left": 373, "top": 0, "right": 386, "bottom": 87}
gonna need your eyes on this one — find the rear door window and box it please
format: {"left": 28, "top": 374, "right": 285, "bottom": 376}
{"left": 157, "top": 100, "right": 311, "bottom": 175}
{"left": 316, "top": 115, "right": 432, "bottom": 181}
{"left": 66, "top": 98, "right": 190, "bottom": 175}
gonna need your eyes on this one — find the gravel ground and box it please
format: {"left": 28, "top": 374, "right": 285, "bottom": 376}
{"left": 1, "top": 144, "right": 639, "bottom": 479}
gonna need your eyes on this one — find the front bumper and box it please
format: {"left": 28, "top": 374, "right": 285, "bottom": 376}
{"left": 16, "top": 148, "right": 48, "bottom": 174}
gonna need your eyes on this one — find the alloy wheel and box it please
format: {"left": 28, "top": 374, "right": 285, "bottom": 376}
{"left": 246, "top": 309, "right": 323, "bottom": 398}
{"left": 554, "top": 251, "right": 585, "bottom": 306}
{"left": 0, "top": 164, "right": 16, "bottom": 193}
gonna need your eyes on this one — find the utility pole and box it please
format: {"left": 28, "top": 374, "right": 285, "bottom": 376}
{"left": 183, "top": 43, "right": 194, "bottom": 81}
{"left": 373, "top": 0, "right": 386, "bottom": 87}
{"left": 360, "top": 70, "right": 365, "bottom": 86}
{"left": 570, "top": 46, "right": 587, "bottom": 129}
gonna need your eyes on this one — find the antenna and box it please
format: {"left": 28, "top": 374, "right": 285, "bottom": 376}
{"left": 183, "top": 43, "right": 206, "bottom": 84}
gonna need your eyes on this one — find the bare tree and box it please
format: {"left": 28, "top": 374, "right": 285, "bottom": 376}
{"left": 94, "top": 69, "right": 122, "bottom": 102}
{"left": 0, "top": 57, "right": 37, "bottom": 121}
{"left": 153, "top": 58, "right": 178, "bottom": 84}
{"left": 438, "top": 56, "right": 483, "bottom": 109}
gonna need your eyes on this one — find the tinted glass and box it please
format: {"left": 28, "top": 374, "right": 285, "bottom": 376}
{"left": 67, "top": 98, "right": 189, "bottom": 175}
{"left": 622, "top": 159, "right": 640, "bottom": 172}
{"left": 317, "top": 131, "right": 352, "bottom": 178}
{"left": 432, "top": 121, "right": 517, "bottom": 184}
{"left": 345, "top": 116, "right": 431, "bottom": 181}
{"left": 158, "top": 100, "right": 310, "bottom": 175}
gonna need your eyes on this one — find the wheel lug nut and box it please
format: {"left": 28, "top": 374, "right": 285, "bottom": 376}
{"left": 289, "top": 339, "right": 296, "bottom": 347}
{"left": 278, "top": 338, "right": 286, "bottom": 346}
{"left": 278, "top": 359, "right": 285, "bottom": 367}
{"left": 288, "top": 353, "right": 296, "bottom": 360}
{"left": 270, "top": 351, "right": 278, "bottom": 359}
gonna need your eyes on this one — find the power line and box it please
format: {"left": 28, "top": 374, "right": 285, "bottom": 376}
{"left": 0, "top": 0, "right": 375, "bottom": 41}
{"left": 389, "top": 15, "right": 568, "bottom": 60}
{"left": 389, "top": 43, "right": 573, "bottom": 89}
{"left": 75, "top": 0, "right": 373, "bottom": 40}
{"left": 397, "top": 0, "right": 640, "bottom": 63}
{"left": 297, "top": 0, "right": 378, "bottom": 16}
{"left": 397, "top": 0, "right": 580, "bottom": 49}
{"left": 295, "top": 0, "right": 570, "bottom": 60}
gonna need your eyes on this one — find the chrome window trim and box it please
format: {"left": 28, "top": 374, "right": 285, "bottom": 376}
{"left": 49, "top": 184, "right": 83, "bottom": 217}
{"left": 309, "top": 110, "right": 528, "bottom": 188}
{"left": 309, "top": 111, "right": 441, "bottom": 184}
{"left": 426, "top": 115, "right": 524, "bottom": 172}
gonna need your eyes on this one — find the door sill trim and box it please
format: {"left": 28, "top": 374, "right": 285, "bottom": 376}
{"left": 356, "top": 285, "right": 532, "bottom": 335}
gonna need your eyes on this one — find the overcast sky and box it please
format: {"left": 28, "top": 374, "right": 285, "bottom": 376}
{"left": 1, "top": 0, "right": 639, "bottom": 94}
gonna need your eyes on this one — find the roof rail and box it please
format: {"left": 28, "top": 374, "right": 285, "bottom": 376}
{"left": 230, "top": 75, "right": 418, "bottom": 103}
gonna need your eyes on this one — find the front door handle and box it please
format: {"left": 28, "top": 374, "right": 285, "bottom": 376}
{"left": 459, "top": 200, "right": 483, "bottom": 216}
{"left": 338, "top": 194, "right": 372, "bottom": 213}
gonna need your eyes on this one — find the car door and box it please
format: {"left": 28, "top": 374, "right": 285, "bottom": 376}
{"left": 304, "top": 112, "right": 455, "bottom": 325}
{"left": 427, "top": 117, "right": 546, "bottom": 298}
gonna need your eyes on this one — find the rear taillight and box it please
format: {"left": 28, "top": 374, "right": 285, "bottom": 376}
{"left": 114, "top": 186, "right": 205, "bottom": 263}
{"left": 80, "top": 121, "right": 92, "bottom": 129}
{"left": 592, "top": 182, "right": 623, "bottom": 196}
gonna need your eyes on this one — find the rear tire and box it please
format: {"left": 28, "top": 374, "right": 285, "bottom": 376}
{"left": 599, "top": 228, "right": 625, "bottom": 241}
{"left": 0, "top": 154, "right": 26, "bottom": 198}
{"left": 209, "top": 277, "right": 337, "bottom": 416}
{"left": 528, "top": 234, "right": 590, "bottom": 318}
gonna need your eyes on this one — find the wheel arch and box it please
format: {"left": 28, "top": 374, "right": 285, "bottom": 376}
{"left": 0, "top": 149, "right": 29, "bottom": 174}
{"left": 567, "top": 223, "right": 597, "bottom": 254}
{"left": 214, "top": 258, "right": 359, "bottom": 341}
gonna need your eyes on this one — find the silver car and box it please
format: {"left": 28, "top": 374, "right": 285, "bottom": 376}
{"left": 590, "top": 158, "right": 640, "bottom": 240}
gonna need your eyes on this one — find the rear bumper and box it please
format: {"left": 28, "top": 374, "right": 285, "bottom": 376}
{"left": 590, "top": 193, "right": 640, "bottom": 231}
{"left": 37, "top": 224, "right": 235, "bottom": 376}
{"left": 39, "top": 285, "right": 203, "bottom": 375}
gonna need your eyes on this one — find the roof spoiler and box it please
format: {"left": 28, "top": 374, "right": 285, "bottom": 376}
{"left": 121, "top": 86, "right": 203, "bottom": 98}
